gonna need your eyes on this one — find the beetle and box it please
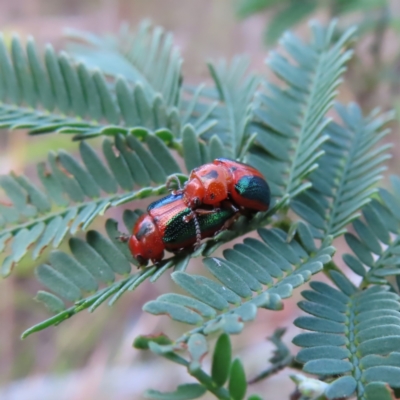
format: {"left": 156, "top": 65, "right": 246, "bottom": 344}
{"left": 169, "top": 158, "right": 270, "bottom": 214}
{"left": 125, "top": 193, "right": 238, "bottom": 265}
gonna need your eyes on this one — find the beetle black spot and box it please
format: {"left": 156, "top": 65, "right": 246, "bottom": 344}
{"left": 210, "top": 193, "right": 216, "bottom": 200}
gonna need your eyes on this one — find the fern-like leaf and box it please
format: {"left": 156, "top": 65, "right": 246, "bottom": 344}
{"left": 0, "top": 33, "right": 212, "bottom": 140}
{"left": 21, "top": 216, "right": 154, "bottom": 338}
{"left": 248, "top": 21, "right": 355, "bottom": 199}
{"left": 293, "top": 271, "right": 400, "bottom": 399}
{"left": 143, "top": 222, "right": 334, "bottom": 343}
{"left": 66, "top": 20, "right": 182, "bottom": 108}
{"left": 21, "top": 198, "right": 290, "bottom": 337}
{"left": 66, "top": 22, "right": 218, "bottom": 141}
{"left": 341, "top": 176, "right": 400, "bottom": 287}
{"left": 204, "top": 57, "right": 260, "bottom": 158}
{"left": 291, "top": 103, "right": 393, "bottom": 239}
{"left": 0, "top": 133, "right": 184, "bottom": 275}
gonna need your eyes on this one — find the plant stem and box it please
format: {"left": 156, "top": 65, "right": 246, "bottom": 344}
{"left": 190, "top": 368, "right": 231, "bottom": 400}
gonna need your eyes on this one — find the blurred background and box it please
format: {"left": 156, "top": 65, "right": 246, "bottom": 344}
{"left": 0, "top": 0, "right": 399, "bottom": 399}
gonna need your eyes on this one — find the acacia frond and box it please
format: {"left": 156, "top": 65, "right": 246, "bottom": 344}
{"left": 291, "top": 103, "right": 393, "bottom": 239}
{"left": 66, "top": 20, "right": 182, "bottom": 108}
{"left": 293, "top": 272, "right": 400, "bottom": 399}
{"left": 341, "top": 176, "right": 400, "bottom": 287}
{"left": 143, "top": 222, "right": 334, "bottom": 343}
{"left": 204, "top": 57, "right": 261, "bottom": 159}
{"left": 0, "top": 32, "right": 214, "bottom": 140}
{"left": 21, "top": 217, "right": 154, "bottom": 338}
{"left": 66, "top": 21, "right": 219, "bottom": 141}
{"left": 248, "top": 21, "right": 355, "bottom": 199}
{"left": 0, "top": 133, "right": 183, "bottom": 276}
{"left": 21, "top": 195, "right": 290, "bottom": 338}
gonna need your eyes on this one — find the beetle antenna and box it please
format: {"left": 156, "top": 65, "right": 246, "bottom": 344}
{"left": 192, "top": 211, "right": 201, "bottom": 249}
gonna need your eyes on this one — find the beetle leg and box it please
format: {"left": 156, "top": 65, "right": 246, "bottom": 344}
{"left": 166, "top": 175, "right": 183, "bottom": 194}
{"left": 194, "top": 208, "right": 220, "bottom": 216}
{"left": 183, "top": 208, "right": 219, "bottom": 221}
{"left": 220, "top": 199, "right": 240, "bottom": 213}
{"left": 213, "top": 213, "right": 240, "bottom": 236}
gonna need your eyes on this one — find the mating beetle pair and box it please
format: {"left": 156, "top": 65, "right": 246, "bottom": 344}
{"left": 126, "top": 158, "right": 271, "bottom": 265}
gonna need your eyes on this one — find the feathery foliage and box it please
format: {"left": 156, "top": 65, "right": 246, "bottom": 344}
{"left": 342, "top": 176, "right": 400, "bottom": 287}
{"left": 66, "top": 20, "right": 182, "bottom": 107}
{"left": 0, "top": 26, "right": 216, "bottom": 141}
{"left": 0, "top": 133, "right": 184, "bottom": 276}
{"left": 21, "top": 197, "right": 289, "bottom": 338}
{"left": 293, "top": 272, "right": 400, "bottom": 399}
{"left": 0, "top": 15, "right": 398, "bottom": 400}
{"left": 144, "top": 224, "right": 334, "bottom": 342}
{"left": 66, "top": 25, "right": 258, "bottom": 158}
{"left": 22, "top": 217, "right": 153, "bottom": 338}
{"left": 66, "top": 21, "right": 219, "bottom": 140}
{"left": 291, "top": 103, "right": 393, "bottom": 239}
{"left": 203, "top": 58, "right": 260, "bottom": 159}
{"left": 15, "top": 20, "right": 356, "bottom": 340}
{"left": 248, "top": 21, "right": 355, "bottom": 199}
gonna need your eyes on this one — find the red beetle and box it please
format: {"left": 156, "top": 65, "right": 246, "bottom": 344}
{"left": 171, "top": 158, "right": 270, "bottom": 213}
{"left": 126, "top": 193, "right": 237, "bottom": 265}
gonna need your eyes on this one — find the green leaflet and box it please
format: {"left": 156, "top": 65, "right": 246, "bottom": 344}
{"left": 325, "top": 376, "right": 357, "bottom": 400}
{"left": 291, "top": 103, "right": 393, "bottom": 239}
{"left": 0, "top": 27, "right": 215, "bottom": 141}
{"left": 144, "top": 226, "right": 332, "bottom": 342}
{"left": 144, "top": 384, "right": 207, "bottom": 400}
{"left": 145, "top": 329, "right": 318, "bottom": 399}
{"left": 207, "top": 57, "right": 260, "bottom": 158}
{"left": 33, "top": 226, "right": 133, "bottom": 305}
{"left": 228, "top": 359, "right": 247, "bottom": 400}
{"left": 66, "top": 21, "right": 182, "bottom": 107}
{"left": 248, "top": 21, "right": 355, "bottom": 200}
{"left": 293, "top": 274, "right": 400, "bottom": 399}
{"left": 143, "top": 333, "right": 249, "bottom": 400}
{"left": 212, "top": 334, "right": 232, "bottom": 387}
{"left": 0, "top": 134, "right": 183, "bottom": 275}
{"left": 0, "top": 21, "right": 358, "bottom": 284}
{"left": 65, "top": 22, "right": 217, "bottom": 140}
{"left": 23, "top": 211, "right": 302, "bottom": 337}
{"left": 1, "top": 16, "right": 396, "bottom": 400}
{"left": 340, "top": 178, "right": 400, "bottom": 286}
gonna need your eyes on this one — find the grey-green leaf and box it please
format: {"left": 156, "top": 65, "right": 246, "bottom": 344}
{"left": 325, "top": 376, "right": 357, "bottom": 400}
